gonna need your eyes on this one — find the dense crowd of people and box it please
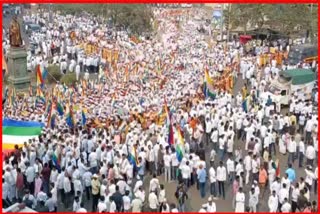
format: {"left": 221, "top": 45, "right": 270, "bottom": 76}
{"left": 2, "top": 5, "right": 318, "bottom": 213}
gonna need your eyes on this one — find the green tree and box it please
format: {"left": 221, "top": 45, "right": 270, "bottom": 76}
{"left": 224, "top": 4, "right": 318, "bottom": 42}
{"left": 53, "top": 4, "right": 153, "bottom": 36}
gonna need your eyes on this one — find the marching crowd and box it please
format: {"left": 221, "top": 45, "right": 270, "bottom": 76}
{"left": 2, "top": 6, "right": 319, "bottom": 213}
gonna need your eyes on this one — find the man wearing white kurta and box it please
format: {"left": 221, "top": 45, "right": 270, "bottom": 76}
{"left": 235, "top": 187, "right": 245, "bottom": 212}
{"left": 268, "top": 190, "right": 278, "bottom": 212}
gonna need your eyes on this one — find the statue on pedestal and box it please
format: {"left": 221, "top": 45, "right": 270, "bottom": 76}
{"left": 7, "top": 15, "right": 30, "bottom": 91}
{"left": 9, "top": 16, "right": 22, "bottom": 47}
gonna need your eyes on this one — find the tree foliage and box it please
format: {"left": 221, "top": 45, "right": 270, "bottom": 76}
{"left": 225, "top": 4, "right": 318, "bottom": 41}
{"left": 53, "top": 4, "right": 154, "bottom": 36}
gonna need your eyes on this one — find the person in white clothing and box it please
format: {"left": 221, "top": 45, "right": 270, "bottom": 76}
{"left": 148, "top": 190, "right": 159, "bottom": 212}
{"left": 209, "top": 163, "right": 217, "bottom": 198}
{"left": 305, "top": 143, "right": 315, "bottom": 167}
{"left": 268, "top": 190, "right": 278, "bottom": 212}
{"left": 206, "top": 197, "right": 216, "bottom": 212}
{"left": 235, "top": 187, "right": 245, "bottom": 212}
{"left": 226, "top": 155, "right": 235, "bottom": 184}
{"left": 248, "top": 187, "right": 258, "bottom": 212}
{"left": 163, "top": 151, "right": 171, "bottom": 182}
{"left": 216, "top": 161, "right": 227, "bottom": 199}
{"left": 281, "top": 198, "right": 291, "bottom": 212}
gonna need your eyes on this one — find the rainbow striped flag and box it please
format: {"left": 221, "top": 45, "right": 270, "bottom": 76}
{"left": 2, "top": 119, "right": 44, "bottom": 152}
{"left": 47, "top": 103, "right": 54, "bottom": 128}
{"left": 36, "top": 64, "right": 48, "bottom": 88}
{"left": 242, "top": 95, "right": 251, "bottom": 113}
{"left": 176, "top": 126, "right": 185, "bottom": 162}
{"left": 56, "top": 102, "right": 64, "bottom": 116}
{"left": 203, "top": 67, "right": 216, "bottom": 99}
{"left": 128, "top": 146, "right": 138, "bottom": 166}
{"left": 36, "top": 86, "right": 46, "bottom": 104}
{"left": 66, "top": 105, "right": 75, "bottom": 128}
{"left": 81, "top": 109, "right": 87, "bottom": 126}
{"left": 52, "top": 151, "right": 61, "bottom": 171}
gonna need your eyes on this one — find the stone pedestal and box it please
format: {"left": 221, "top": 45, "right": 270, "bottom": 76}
{"left": 7, "top": 46, "right": 31, "bottom": 91}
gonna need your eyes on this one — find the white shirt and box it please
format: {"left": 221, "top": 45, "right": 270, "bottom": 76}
{"left": 244, "top": 155, "right": 252, "bottom": 171}
{"left": 148, "top": 192, "right": 159, "bottom": 209}
{"left": 226, "top": 159, "right": 235, "bottom": 173}
{"left": 278, "top": 188, "right": 289, "bottom": 204}
{"left": 63, "top": 176, "right": 71, "bottom": 193}
{"left": 299, "top": 141, "right": 305, "bottom": 154}
{"left": 268, "top": 195, "right": 278, "bottom": 212}
{"left": 287, "top": 140, "right": 296, "bottom": 153}
{"left": 291, "top": 188, "right": 300, "bottom": 202}
{"left": 131, "top": 198, "right": 143, "bottom": 212}
{"left": 26, "top": 166, "right": 36, "bottom": 183}
{"left": 181, "top": 164, "right": 191, "bottom": 179}
{"left": 123, "top": 195, "right": 131, "bottom": 211}
{"left": 77, "top": 208, "right": 87, "bottom": 212}
{"left": 98, "top": 201, "right": 107, "bottom": 212}
{"left": 305, "top": 145, "right": 315, "bottom": 159}
{"left": 281, "top": 202, "right": 291, "bottom": 212}
{"left": 163, "top": 154, "right": 171, "bottom": 167}
{"left": 149, "top": 178, "right": 160, "bottom": 192}
{"left": 109, "top": 201, "right": 117, "bottom": 212}
{"left": 235, "top": 192, "right": 245, "bottom": 212}
{"left": 216, "top": 166, "right": 227, "bottom": 181}
{"left": 209, "top": 167, "right": 216, "bottom": 183}
{"left": 171, "top": 153, "right": 179, "bottom": 167}
{"left": 206, "top": 202, "right": 216, "bottom": 212}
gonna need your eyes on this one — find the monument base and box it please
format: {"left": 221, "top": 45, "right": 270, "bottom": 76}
{"left": 7, "top": 46, "right": 31, "bottom": 91}
{"left": 8, "top": 76, "right": 31, "bottom": 91}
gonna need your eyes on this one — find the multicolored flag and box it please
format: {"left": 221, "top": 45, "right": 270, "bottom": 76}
{"left": 176, "top": 126, "right": 185, "bottom": 162}
{"left": 52, "top": 150, "right": 61, "bottom": 171}
{"left": 66, "top": 104, "right": 75, "bottom": 128}
{"left": 242, "top": 95, "right": 251, "bottom": 113}
{"left": 203, "top": 67, "right": 216, "bottom": 99}
{"left": 2, "top": 119, "right": 44, "bottom": 152}
{"left": 81, "top": 109, "right": 87, "bottom": 126}
{"left": 56, "top": 101, "right": 64, "bottom": 116}
{"left": 36, "top": 64, "right": 48, "bottom": 88}
{"left": 128, "top": 146, "right": 138, "bottom": 167}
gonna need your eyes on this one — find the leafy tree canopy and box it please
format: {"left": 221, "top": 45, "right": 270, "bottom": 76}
{"left": 53, "top": 4, "right": 154, "bottom": 36}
